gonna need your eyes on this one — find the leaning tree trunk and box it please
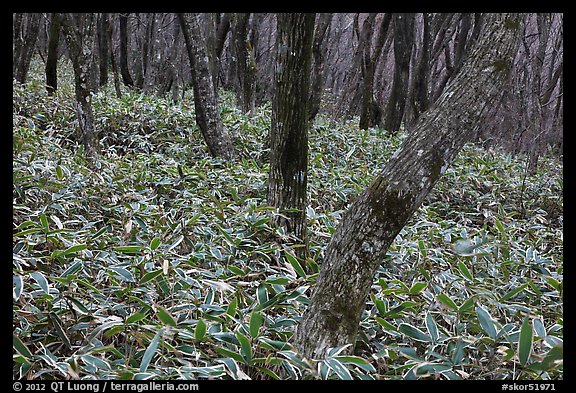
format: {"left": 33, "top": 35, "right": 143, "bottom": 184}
{"left": 59, "top": 13, "right": 99, "bottom": 160}
{"left": 268, "top": 13, "right": 315, "bottom": 256}
{"left": 177, "top": 13, "right": 236, "bottom": 161}
{"left": 294, "top": 13, "right": 524, "bottom": 360}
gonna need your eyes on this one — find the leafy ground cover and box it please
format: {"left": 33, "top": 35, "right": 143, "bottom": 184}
{"left": 13, "top": 65, "right": 562, "bottom": 380}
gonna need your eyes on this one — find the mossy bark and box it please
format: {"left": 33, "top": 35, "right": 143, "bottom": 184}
{"left": 268, "top": 13, "right": 315, "bottom": 255}
{"left": 60, "top": 13, "right": 99, "bottom": 159}
{"left": 294, "top": 13, "right": 524, "bottom": 360}
{"left": 178, "top": 13, "right": 236, "bottom": 161}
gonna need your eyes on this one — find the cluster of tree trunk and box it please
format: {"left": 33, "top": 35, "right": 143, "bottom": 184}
{"left": 13, "top": 13, "right": 558, "bottom": 361}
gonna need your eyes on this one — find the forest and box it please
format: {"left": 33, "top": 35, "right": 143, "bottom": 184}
{"left": 13, "top": 13, "right": 562, "bottom": 381}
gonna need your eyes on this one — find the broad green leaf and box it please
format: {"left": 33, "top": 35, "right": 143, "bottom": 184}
{"left": 226, "top": 296, "right": 238, "bottom": 317}
{"left": 54, "top": 244, "right": 87, "bottom": 258}
{"left": 140, "top": 269, "right": 163, "bottom": 285}
{"left": 13, "top": 334, "right": 33, "bottom": 358}
{"left": 55, "top": 165, "right": 64, "bottom": 180}
{"left": 48, "top": 312, "right": 72, "bottom": 349}
{"left": 126, "top": 312, "right": 147, "bottom": 324}
{"left": 149, "top": 237, "right": 161, "bottom": 251}
{"left": 399, "top": 323, "right": 431, "bottom": 342}
{"left": 115, "top": 245, "right": 143, "bottom": 254}
{"left": 60, "top": 260, "right": 83, "bottom": 277}
{"left": 13, "top": 275, "right": 23, "bottom": 300}
{"left": 451, "top": 339, "right": 466, "bottom": 366}
{"left": 499, "top": 283, "right": 528, "bottom": 302}
{"left": 227, "top": 265, "right": 246, "bottom": 277}
{"left": 425, "top": 312, "right": 439, "bottom": 342}
{"left": 235, "top": 330, "right": 253, "bottom": 365}
{"left": 139, "top": 328, "right": 163, "bottom": 372}
{"left": 533, "top": 318, "right": 547, "bottom": 339}
{"left": 214, "top": 346, "right": 245, "bottom": 363}
{"left": 324, "top": 358, "right": 353, "bottom": 380}
{"left": 39, "top": 213, "right": 50, "bottom": 233}
{"left": 518, "top": 317, "right": 533, "bottom": 366}
{"left": 409, "top": 282, "right": 427, "bottom": 295}
{"left": 476, "top": 305, "right": 497, "bottom": 340}
{"left": 195, "top": 319, "right": 207, "bottom": 341}
{"left": 30, "top": 271, "right": 50, "bottom": 294}
{"left": 108, "top": 266, "right": 135, "bottom": 282}
{"left": 156, "top": 306, "right": 177, "bottom": 327}
{"left": 437, "top": 293, "right": 458, "bottom": 311}
{"left": 285, "top": 251, "right": 306, "bottom": 278}
{"left": 457, "top": 261, "right": 474, "bottom": 281}
{"left": 249, "top": 311, "right": 264, "bottom": 338}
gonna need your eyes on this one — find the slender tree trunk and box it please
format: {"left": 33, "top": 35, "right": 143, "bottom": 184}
{"left": 97, "top": 13, "right": 109, "bottom": 88}
{"left": 308, "top": 13, "right": 333, "bottom": 121}
{"left": 231, "top": 13, "right": 256, "bottom": 113}
{"left": 45, "top": 13, "right": 61, "bottom": 95}
{"left": 268, "top": 13, "right": 315, "bottom": 257}
{"left": 119, "top": 13, "right": 134, "bottom": 87}
{"left": 59, "top": 13, "right": 99, "bottom": 159}
{"left": 177, "top": 13, "right": 236, "bottom": 161}
{"left": 14, "top": 13, "right": 41, "bottom": 84}
{"left": 383, "top": 13, "right": 415, "bottom": 132}
{"left": 359, "top": 13, "right": 392, "bottom": 130}
{"left": 406, "top": 13, "right": 432, "bottom": 128}
{"left": 294, "top": 13, "right": 524, "bottom": 360}
{"left": 108, "top": 14, "right": 122, "bottom": 98}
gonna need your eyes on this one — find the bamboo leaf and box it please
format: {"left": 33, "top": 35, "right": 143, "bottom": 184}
{"left": 518, "top": 317, "right": 533, "bottom": 366}
{"left": 476, "top": 305, "right": 497, "bottom": 340}
{"left": 139, "top": 328, "right": 163, "bottom": 372}
{"left": 399, "top": 323, "right": 431, "bottom": 342}
{"left": 195, "top": 319, "right": 207, "bottom": 341}
{"left": 156, "top": 306, "right": 177, "bottom": 327}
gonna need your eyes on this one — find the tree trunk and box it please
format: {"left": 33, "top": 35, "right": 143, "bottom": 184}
{"left": 308, "top": 13, "right": 333, "bottom": 122}
{"left": 14, "top": 13, "right": 41, "bottom": 84}
{"left": 268, "top": 13, "right": 315, "bottom": 256}
{"left": 45, "top": 13, "right": 61, "bottom": 95}
{"left": 59, "top": 13, "right": 99, "bottom": 160}
{"left": 119, "top": 13, "right": 134, "bottom": 87}
{"left": 177, "top": 13, "right": 236, "bottom": 161}
{"left": 231, "top": 13, "right": 257, "bottom": 114}
{"left": 97, "top": 13, "right": 109, "bottom": 88}
{"left": 383, "top": 13, "right": 415, "bottom": 132}
{"left": 294, "top": 13, "right": 524, "bottom": 360}
{"left": 359, "top": 13, "right": 392, "bottom": 130}
{"left": 406, "top": 13, "right": 432, "bottom": 128}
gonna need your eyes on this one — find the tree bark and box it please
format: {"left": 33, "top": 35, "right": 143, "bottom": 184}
{"left": 294, "top": 13, "right": 524, "bottom": 360}
{"left": 97, "top": 13, "right": 109, "bottom": 88}
{"left": 177, "top": 13, "right": 236, "bottom": 161}
{"left": 383, "top": 13, "right": 415, "bottom": 132}
{"left": 308, "top": 13, "right": 333, "bottom": 122}
{"left": 359, "top": 13, "right": 392, "bottom": 130}
{"left": 119, "top": 13, "right": 134, "bottom": 87}
{"left": 59, "top": 13, "right": 99, "bottom": 159}
{"left": 268, "top": 13, "right": 315, "bottom": 256}
{"left": 231, "top": 13, "right": 257, "bottom": 114}
{"left": 45, "top": 13, "right": 61, "bottom": 95}
{"left": 13, "top": 13, "right": 41, "bottom": 84}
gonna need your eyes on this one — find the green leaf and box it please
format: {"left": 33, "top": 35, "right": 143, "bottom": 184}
{"left": 324, "top": 358, "right": 353, "bottom": 380}
{"left": 149, "top": 237, "right": 161, "bottom": 251}
{"left": 115, "top": 245, "right": 143, "bottom": 254}
{"left": 249, "top": 311, "right": 264, "bottom": 338}
{"left": 13, "top": 334, "right": 33, "bottom": 358}
{"left": 532, "top": 318, "right": 547, "bottom": 339}
{"left": 476, "top": 305, "right": 497, "bottom": 340}
{"left": 156, "top": 306, "right": 177, "bottom": 327}
{"left": 13, "top": 275, "right": 23, "bottom": 300}
{"left": 235, "top": 330, "right": 253, "bottom": 365}
{"left": 60, "top": 260, "right": 83, "bottom": 277}
{"left": 437, "top": 293, "right": 458, "bottom": 311}
{"left": 139, "top": 328, "right": 163, "bottom": 372}
{"left": 409, "top": 282, "right": 427, "bottom": 295}
{"left": 140, "top": 269, "right": 163, "bottom": 285}
{"left": 518, "top": 317, "right": 533, "bottom": 366}
{"left": 30, "top": 271, "right": 50, "bottom": 294}
{"left": 499, "top": 283, "right": 528, "bottom": 302}
{"left": 39, "top": 213, "right": 50, "bottom": 233}
{"left": 399, "top": 323, "right": 431, "bottom": 342}
{"left": 195, "top": 319, "right": 207, "bottom": 341}
{"left": 457, "top": 261, "right": 474, "bottom": 281}
{"left": 425, "top": 312, "right": 439, "bottom": 342}
{"left": 54, "top": 244, "right": 88, "bottom": 258}
{"left": 226, "top": 297, "right": 238, "bottom": 317}
{"left": 126, "top": 312, "right": 147, "bottom": 324}
{"left": 48, "top": 312, "right": 72, "bottom": 349}
{"left": 285, "top": 251, "right": 306, "bottom": 278}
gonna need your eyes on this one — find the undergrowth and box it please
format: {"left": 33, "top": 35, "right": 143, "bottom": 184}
{"left": 13, "top": 66, "right": 562, "bottom": 380}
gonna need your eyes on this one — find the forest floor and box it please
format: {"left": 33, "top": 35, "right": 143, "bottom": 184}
{"left": 13, "top": 64, "right": 563, "bottom": 380}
